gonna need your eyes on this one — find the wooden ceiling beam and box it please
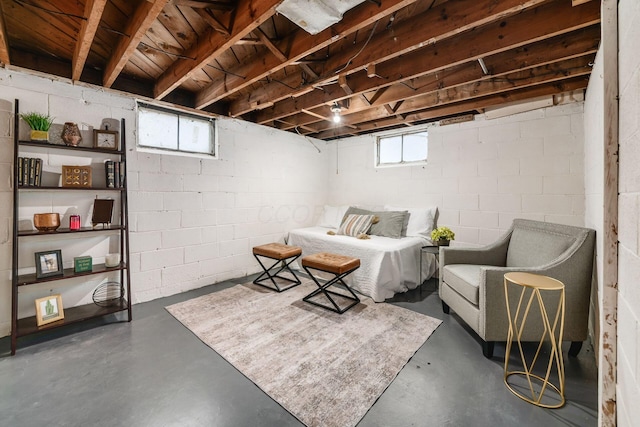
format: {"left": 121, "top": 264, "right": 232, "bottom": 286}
{"left": 255, "top": 28, "right": 287, "bottom": 62}
{"left": 0, "top": 4, "right": 10, "bottom": 65}
{"left": 174, "top": 0, "right": 235, "bottom": 10}
{"left": 154, "top": 0, "right": 281, "bottom": 99}
{"left": 195, "top": 0, "right": 419, "bottom": 109}
{"left": 235, "top": 38, "right": 261, "bottom": 45}
{"left": 72, "top": 0, "right": 107, "bottom": 81}
{"left": 313, "top": 78, "right": 588, "bottom": 139}
{"left": 103, "top": 0, "right": 170, "bottom": 88}
{"left": 308, "top": 57, "right": 593, "bottom": 131}
{"left": 297, "top": 26, "right": 600, "bottom": 127}
{"left": 231, "top": 0, "right": 550, "bottom": 117}
{"left": 195, "top": 8, "right": 230, "bottom": 36}
{"left": 256, "top": 1, "right": 600, "bottom": 124}
{"left": 286, "top": 53, "right": 594, "bottom": 132}
{"left": 299, "top": 63, "right": 318, "bottom": 80}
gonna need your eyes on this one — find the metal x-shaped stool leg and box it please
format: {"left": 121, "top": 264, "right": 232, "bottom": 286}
{"left": 253, "top": 253, "right": 302, "bottom": 292}
{"left": 302, "top": 265, "right": 360, "bottom": 314}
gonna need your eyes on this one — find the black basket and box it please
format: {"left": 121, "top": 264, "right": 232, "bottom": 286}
{"left": 92, "top": 281, "right": 124, "bottom": 307}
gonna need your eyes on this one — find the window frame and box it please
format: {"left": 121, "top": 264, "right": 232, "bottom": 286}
{"left": 136, "top": 101, "right": 218, "bottom": 158}
{"left": 375, "top": 129, "right": 429, "bottom": 167}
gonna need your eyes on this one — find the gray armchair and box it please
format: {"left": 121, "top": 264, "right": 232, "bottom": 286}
{"left": 439, "top": 219, "right": 595, "bottom": 358}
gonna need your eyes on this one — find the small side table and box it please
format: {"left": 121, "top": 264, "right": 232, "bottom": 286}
{"left": 419, "top": 246, "right": 439, "bottom": 288}
{"left": 503, "top": 272, "right": 565, "bottom": 408}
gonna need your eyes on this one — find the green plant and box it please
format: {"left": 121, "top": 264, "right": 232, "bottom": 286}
{"left": 431, "top": 226, "right": 455, "bottom": 242}
{"left": 20, "top": 112, "right": 54, "bottom": 131}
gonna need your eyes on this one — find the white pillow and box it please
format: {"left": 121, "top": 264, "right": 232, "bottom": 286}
{"left": 317, "top": 205, "right": 349, "bottom": 229}
{"left": 385, "top": 206, "right": 437, "bottom": 240}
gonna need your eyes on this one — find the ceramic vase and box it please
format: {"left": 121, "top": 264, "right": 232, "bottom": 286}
{"left": 62, "top": 122, "right": 82, "bottom": 146}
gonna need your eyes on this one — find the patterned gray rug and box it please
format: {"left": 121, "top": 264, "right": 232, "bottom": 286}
{"left": 166, "top": 280, "right": 441, "bottom": 427}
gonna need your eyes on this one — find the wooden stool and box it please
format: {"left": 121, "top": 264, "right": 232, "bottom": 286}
{"left": 301, "top": 252, "right": 361, "bottom": 314}
{"left": 253, "top": 243, "right": 302, "bottom": 292}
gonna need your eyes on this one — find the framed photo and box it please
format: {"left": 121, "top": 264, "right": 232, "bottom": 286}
{"left": 35, "top": 294, "right": 64, "bottom": 326}
{"left": 35, "top": 250, "right": 64, "bottom": 279}
{"left": 93, "top": 129, "right": 119, "bottom": 150}
{"left": 91, "top": 198, "right": 114, "bottom": 227}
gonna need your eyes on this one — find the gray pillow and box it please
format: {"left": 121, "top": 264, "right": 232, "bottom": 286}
{"left": 369, "top": 210, "right": 408, "bottom": 239}
{"left": 341, "top": 206, "right": 372, "bottom": 225}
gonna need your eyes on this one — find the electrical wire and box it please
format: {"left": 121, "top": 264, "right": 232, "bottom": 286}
{"left": 334, "top": 20, "right": 380, "bottom": 75}
{"left": 294, "top": 126, "right": 321, "bottom": 153}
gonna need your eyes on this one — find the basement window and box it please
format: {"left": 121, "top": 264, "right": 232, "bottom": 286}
{"left": 137, "top": 102, "right": 217, "bottom": 157}
{"left": 376, "top": 130, "right": 428, "bottom": 166}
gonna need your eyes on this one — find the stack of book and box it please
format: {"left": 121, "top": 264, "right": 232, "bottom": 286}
{"left": 104, "top": 160, "right": 125, "bottom": 188}
{"left": 17, "top": 157, "right": 43, "bottom": 187}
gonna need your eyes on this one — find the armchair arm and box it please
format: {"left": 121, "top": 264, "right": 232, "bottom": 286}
{"left": 440, "top": 229, "right": 512, "bottom": 267}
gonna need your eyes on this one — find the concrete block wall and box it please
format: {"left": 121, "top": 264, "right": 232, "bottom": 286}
{"left": 327, "top": 103, "right": 585, "bottom": 246}
{"left": 0, "top": 68, "right": 328, "bottom": 336}
{"left": 616, "top": 0, "right": 640, "bottom": 423}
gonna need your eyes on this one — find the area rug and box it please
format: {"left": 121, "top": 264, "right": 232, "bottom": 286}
{"left": 166, "top": 280, "right": 441, "bottom": 427}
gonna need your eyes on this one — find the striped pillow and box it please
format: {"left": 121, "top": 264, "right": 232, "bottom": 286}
{"left": 338, "top": 214, "right": 375, "bottom": 237}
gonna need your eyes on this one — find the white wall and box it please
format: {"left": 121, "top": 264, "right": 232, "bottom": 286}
{"left": 0, "top": 68, "right": 329, "bottom": 336}
{"left": 616, "top": 0, "right": 640, "bottom": 423}
{"left": 327, "top": 103, "right": 586, "bottom": 246}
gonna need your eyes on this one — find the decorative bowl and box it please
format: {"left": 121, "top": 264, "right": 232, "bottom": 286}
{"left": 33, "top": 213, "right": 60, "bottom": 232}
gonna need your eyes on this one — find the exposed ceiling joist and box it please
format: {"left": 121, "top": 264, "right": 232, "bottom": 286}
{"left": 278, "top": 28, "right": 600, "bottom": 130}
{"left": 72, "top": 0, "right": 107, "bottom": 81}
{"left": 255, "top": 28, "right": 287, "bottom": 62}
{"left": 103, "top": 0, "right": 170, "bottom": 88}
{"left": 256, "top": 0, "right": 600, "bottom": 124}
{"left": 154, "top": 0, "right": 281, "bottom": 99}
{"left": 195, "top": 8, "right": 231, "bottom": 36}
{"left": 173, "top": 0, "right": 235, "bottom": 10}
{"left": 0, "top": 12, "right": 8, "bottom": 64}
{"left": 231, "top": 0, "right": 551, "bottom": 117}
{"left": 0, "top": 0, "right": 602, "bottom": 141}
{"left": 316, "top": 78, "right": 588, "bottom": 139}
{"left": 194, "top": 0, "right": 419, "bottom": 109}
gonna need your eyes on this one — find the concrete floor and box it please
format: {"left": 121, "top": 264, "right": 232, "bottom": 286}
{"left": 0, "top": 276, "right": 598, "bottom": 427}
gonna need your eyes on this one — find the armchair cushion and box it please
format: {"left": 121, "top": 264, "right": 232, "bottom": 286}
{"left": 506, "top": 227, "right": 574, "bottom": 267}
{"left": 442, "top": 264, "right": 484, "bottom": 305}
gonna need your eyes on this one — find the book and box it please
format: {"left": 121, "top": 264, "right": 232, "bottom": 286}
{"left": 34, "top": 159, "right": 42, "bottom": 187}
{"left": 17, "top": 157, "right": 23, "bottom": 186}
{"left": 105, "top": 160, "right": 115, "bottom": 188}
{"left": 22, "top": 157, "right": 29, "bottom": 186}
{"left": 114, "top": 161, "right": 120, "bottom": 188}
{"left": 28, "top": 158, "right": 36, "bottom": 186}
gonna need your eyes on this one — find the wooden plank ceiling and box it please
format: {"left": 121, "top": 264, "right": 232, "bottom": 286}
{"left": 0, "top": 0, "right": 600, "bottom": 140}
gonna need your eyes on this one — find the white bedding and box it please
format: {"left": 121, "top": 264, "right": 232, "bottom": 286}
{"left": 288, "top": 226, "right": 437, "bottom": 302}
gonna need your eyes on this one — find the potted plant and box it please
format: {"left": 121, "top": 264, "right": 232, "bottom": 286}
{"left": 20, "top": 111, "right": 54, "bottom": 141}
{"left": 431, "top": 226, "right": 455, "bottom": 246}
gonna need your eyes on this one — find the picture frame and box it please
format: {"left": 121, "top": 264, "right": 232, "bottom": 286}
{"left": 35, "top": 294, "right": 64, "bottom": 326}
{"left": 35, "top": 249, "right": 64, "bottom": 279}
{"left": 93, "top": 129, "right": 119, "bottom": 150}
{"left": 91, "top": 198, "right": 114, "bottom": 227}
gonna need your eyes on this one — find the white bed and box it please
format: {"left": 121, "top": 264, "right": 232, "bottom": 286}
{"left": 288, "top": 226, "right": 437, "bottom": 302}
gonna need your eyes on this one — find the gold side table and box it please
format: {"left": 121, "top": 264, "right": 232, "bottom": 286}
{"left": 503, "top": 272, "right": 565, "bottom": 408}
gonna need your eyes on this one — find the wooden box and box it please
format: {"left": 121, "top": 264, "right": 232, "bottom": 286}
{"left": 62, "top": 165, "right": 92, "bottom": 188}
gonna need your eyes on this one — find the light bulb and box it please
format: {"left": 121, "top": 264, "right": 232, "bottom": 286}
{"left": 332, "top": 112, "right": 341, "bottom": 123}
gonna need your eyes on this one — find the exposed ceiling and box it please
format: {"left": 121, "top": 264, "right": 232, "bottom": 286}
{"left": 0, "top": 0, "right": 601, "bottom": 140}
